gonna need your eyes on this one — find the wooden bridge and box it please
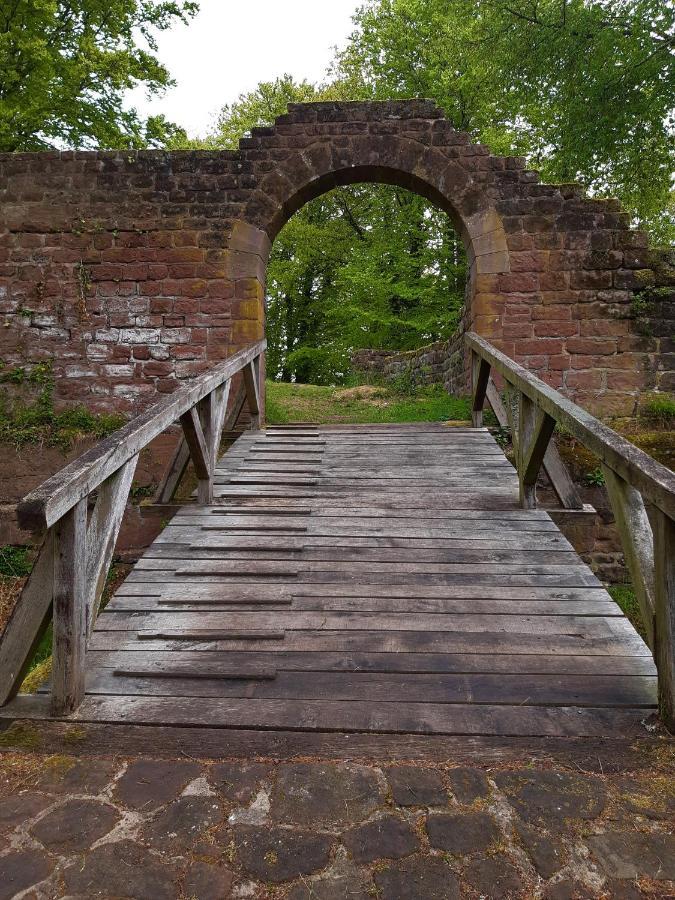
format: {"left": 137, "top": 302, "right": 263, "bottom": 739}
{"left": 0, "top": 335, "right": 673, "bottom": 747}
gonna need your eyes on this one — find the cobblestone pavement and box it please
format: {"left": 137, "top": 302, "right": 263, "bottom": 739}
{"left": 0, "top": 740, "right": 673, "bottom": 899}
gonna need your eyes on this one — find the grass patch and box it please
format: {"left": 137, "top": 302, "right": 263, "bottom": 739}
{"left": 0, "top": 361, "right": 125, "bottom": 449}
{"left": 0, "top": 545, "right": 32, "bottom": 578}
{"left": 608, "top": 583, "right": 646, "bottom": 640}
{"left": 640, "top": 394, "right": 675, "bottom": 426}
{"left": 265, "top": 380, "right": 472, "bottom": 424}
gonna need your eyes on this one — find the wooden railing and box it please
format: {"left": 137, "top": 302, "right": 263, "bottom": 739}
{"left": 0, "top": 339, "right": 266, "bottom": 715}
{"left": 467, "top": 331, "right": 675, "bottom": 730}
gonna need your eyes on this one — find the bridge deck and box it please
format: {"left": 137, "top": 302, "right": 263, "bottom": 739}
{"left": 8, "top": 423, "right": 657, "bottom": 737}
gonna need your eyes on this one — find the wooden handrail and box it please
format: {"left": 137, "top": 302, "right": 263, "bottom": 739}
{"left": 1, "top": 339, "right": 266, "bottom": 714}
{"left": 466, "top": 332, "right": 675, "bottom": 519}
{"left": 18, "top": 339, "right": 267, "bottom": 532}
{"left": 467, "top": 331, "right": 674, "bottom": 731}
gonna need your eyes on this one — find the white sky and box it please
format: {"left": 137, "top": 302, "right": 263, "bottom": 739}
{"left": 128, "top": 0, "right": 362, "bottom": 137}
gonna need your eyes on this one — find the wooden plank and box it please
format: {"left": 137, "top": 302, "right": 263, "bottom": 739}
{"left": 0, "top": 531, "right": 55, "bottom": 706}
{"left": 603, "top": 466, "right": 656, "bottom": 650}
{"left": 107, "top": 597, "right": 622, "bottom": 617}
{"left": 137, "top": 631, "right": 285, "bottom": 642}
{"left": 84, "top": 668, "right": 657, "bottom": 708}
{"left": 113, "top": 582, "right": 611, "bottom": 601}
{"left": 471, "top": 352, "right": 491, "bottom": 428}
{"left": 85, "top": 455, "right": 138, "bottom": 634}
{"left": 112, "top": 665, "right": 277, "bottom": 681}
{"left": 1, "top": 719, "right": 661, "bottom": 763}
{"left": 3, "top": 694, "right": 654, "bottom": 738}
{"left": 98, "top": 610, "right": 635, "bottom": 638}
{"left": 51, "top": 498, "right": 87, "bottom": 716}
{"left": 85, "top": 649, "right": 657, "bottom": 676}
{"left": 87, "top": 629, "right": 651, "bottom": 656}
{"left": 653, "top": 508, "right": 675, "bottom": 730}
{"left": 17, "top": 339, "right": 266, "bottom": 531}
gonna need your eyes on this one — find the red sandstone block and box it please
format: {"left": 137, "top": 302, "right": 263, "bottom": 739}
{"left": 167, "top": 264, "right": 197, "bottom": 279}
{"left": 540, "top": 370, "right": 564, "bottom": 389}
{"left": 473, "top": 294, "right": 505, "bottom": 317}
{"left": 534, "top": 233, "right": 563, "bottom": 251}
{"left": 565, "top": 370, "right": 604, "bottom": 390}
{"left": 150, "top": 298, "right": 173, "bottom": 314}
{"left": 603, "top": 351, "right": 650, "bottom": 369}
{"left": 160, "top": 327, "right": 191, "bottom": 344}
{"left": 608, "top": 370, "right": 648, "bottom": 390}
{"left": 170, "top": 345, "right": 205, "bottom": 360}
{"left": 532, "top": 305, "right": 571, "bottom": 321}
{"left": 514, "top": 338, "right": 565, "bottom": 356}
{"left": 171, "top": 247, "right": 205, "bottom": 263}
{"left": 174, "top": 231, "right": 199, "bottom": 247}
{"left": 565, "top": 337, "right": 617, "bottom": 356}
{"left": 139, "top": 281, "right": 164, "bottom": 297}
{"left": 506, "top": 234, "right": 534, "bottom": 251}
{"left": 510, "top": 250, "right": 548, "bottom": 272}
{"left": 235, "top": 278, "right": 262, "bottom": 300}
{"left": 206, "top": 281, "right": 235, "bottom": 300}
{"left": 522, "top": 355, "right": 548, "bottom": 369}
{"left": 533, "top": 322, "right": 578, "bottom": 338}
{"left": 143, "top": 361, "right": 173, "bottom": 377}
{"left": 499, "top": 274, "right": 539, "bottom": 293}
{"left": 579, "top": 319, "right": 629, "bottom": 337}
{"left": 548, "top": 354, "right": 570, "bottom": 371}
{"left": 503, "top": 323, "right": 533, "bottom": 339}
{"left": 541, "top": 292, "right": 576, "bottom": 306}
{"left": 539, "top": 272, "right": 569, "bottom": 291}
{"left": 569, "top": 270, "right": 612, "bottom": 290}
{"left": 173, "top": 299, "right": 199, "bottom": 314}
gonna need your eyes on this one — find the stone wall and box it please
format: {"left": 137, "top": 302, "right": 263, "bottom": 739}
{"left": 0, "top": 99, "right": 669, "bottom": 424}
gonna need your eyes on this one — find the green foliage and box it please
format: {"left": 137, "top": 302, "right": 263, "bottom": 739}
{"left": 0, "top": 546, "right": 32, "bottom": 578}
{"left": 608, "top": 583, "right": 645, "bottom": 640}
{"left": 0, "top": 363, "right": 125, "bottom": 449}
{"left": 265, "top": 379, "right": 471, "bottom": 425}
{"left": 641, "top": 395, "right": 675, "bottom": 424}
{"left": 0, "top": 0, "right": 198, "bottom": 151}
{"left": 584, "top": 467, "right": 606, "bottom": 487}
{"left": 334, "top": 0, "right": 675, "bottom": 241}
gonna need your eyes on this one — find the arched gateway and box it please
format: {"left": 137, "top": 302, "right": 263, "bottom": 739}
{"left": 0, "top": 100, "right": 662, "bottom": 418}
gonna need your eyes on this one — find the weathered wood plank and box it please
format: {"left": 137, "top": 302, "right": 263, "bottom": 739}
{"left": 0, "top": 532, "right": 55, "bottom": 705}
{"left": 653, "top": 508, "right": 675, "bottom": 730}
{"left": 85, "top": 649, "right": 657, "bottom": 676}
{"left": 2, "top": 694, "right": 653, "bottom": 738}
{"left": 51, "top": 498, "right": 88, "bottom": 716}
{"left": 82, "top": 668, "right": 657, "bottom": 708}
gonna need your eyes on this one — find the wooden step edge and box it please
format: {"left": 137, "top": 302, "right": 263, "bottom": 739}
{"left": 137, "top": 631, "right": 286, "bottom": 641}
{"left": 112, "top": 668, "right": 277, "bottom": 681}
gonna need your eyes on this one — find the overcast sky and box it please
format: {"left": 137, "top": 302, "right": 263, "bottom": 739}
{"left": 128, "top": 0, "right": 362, "bottom": 137}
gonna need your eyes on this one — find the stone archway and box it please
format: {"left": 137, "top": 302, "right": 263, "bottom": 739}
{"left": 0, "top": 99, "right": 665, "bottom": 423}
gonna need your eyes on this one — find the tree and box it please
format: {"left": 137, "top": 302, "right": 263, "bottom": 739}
{"left": 334, "top": 0, "right": 675, "bottom": 242}
{"left": 0, "top": 0, "right": 198, "bottom": 151}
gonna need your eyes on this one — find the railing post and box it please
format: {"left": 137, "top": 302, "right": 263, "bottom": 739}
{"left": 243, "top": 355, "right": 261, "bottom": 429}
{"left": 518, "top": 392, "right": 537, "bottom": 509}
{"left": 51, "top": 497, "right": 87, "bottom": 716}
{"left": 471, "top": 351, "right": 491, "bottom": 428}
{"left": 653, "top": 510, "right": 674, "bottom": 730}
